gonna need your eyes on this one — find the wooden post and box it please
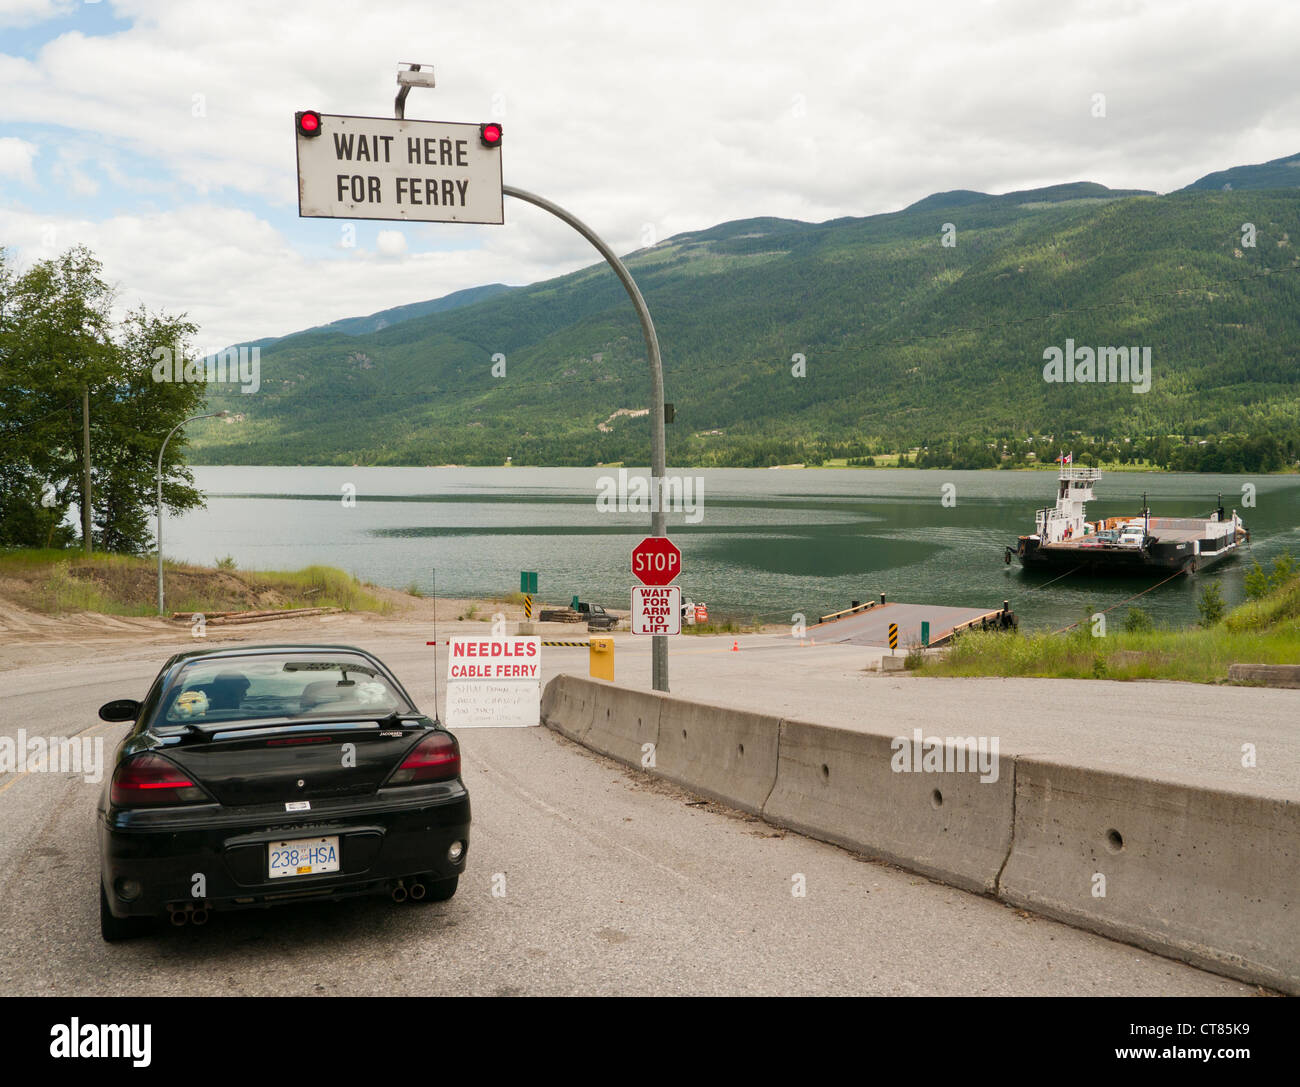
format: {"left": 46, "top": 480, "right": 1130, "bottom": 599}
{"left": 81, "top": 384, "right": 92, "bottom": 555}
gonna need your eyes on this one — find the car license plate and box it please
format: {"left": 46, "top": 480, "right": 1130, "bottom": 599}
{"left": 268, "top": 836, "right": 340, "bottom": 878}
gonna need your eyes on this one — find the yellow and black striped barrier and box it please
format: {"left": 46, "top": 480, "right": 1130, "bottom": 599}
{"left": 888, "top": 622, "right": 898, "bottom": 651}
{"left": 536, "top": 638, "right": 613, "bottom": 681}
{"left": 524, "top": 593, "right": 533, "bottom": 620}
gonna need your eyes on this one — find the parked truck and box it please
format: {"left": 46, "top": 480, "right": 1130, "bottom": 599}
{"left": 575, "top": 601, "right": 619, "bottom": 631}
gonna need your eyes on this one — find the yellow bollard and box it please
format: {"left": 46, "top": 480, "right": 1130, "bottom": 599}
{"left": 589, "top": 636, "right": 614, "bottom": 682}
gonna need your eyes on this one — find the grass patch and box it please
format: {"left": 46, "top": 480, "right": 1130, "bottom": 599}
{"left": 43, "top": 561, "right": 144, "bottom": 615}
{"left": 681, "top": 617, "right": 763, "bottom": 635}
{"left": 0, "top": 548, "right": 390, "bottom": 616}
{"left": 251, "top": 565, "right": 391, "bottom": 613}
{"left": 914, "top": 575, "right": 1300, "bottom": 684}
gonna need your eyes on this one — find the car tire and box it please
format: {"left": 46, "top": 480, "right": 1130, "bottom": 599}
{"left": 99, "top": 882, "right": 154, "bottom": 942}
{"left": 416, "top": 875, "right": 458, "bottom": 903}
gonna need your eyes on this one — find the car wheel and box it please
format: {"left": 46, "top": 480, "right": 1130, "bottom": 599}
{"left": 414, "top": 875, "right": 458, "bottom": 903}
{"left": 99, "top": 882, "right": 154, "bottom": 942}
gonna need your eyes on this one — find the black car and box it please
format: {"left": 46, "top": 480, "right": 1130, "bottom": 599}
{"left": 96, "top": 644, "right": 470, "bottom": 940}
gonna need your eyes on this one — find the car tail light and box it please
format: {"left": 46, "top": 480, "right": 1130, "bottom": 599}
{"left": 388, "top": 731, "right": 460, "bottom": 785}
{"left": 111, "top": 753, "right": 209, "bottom": 807}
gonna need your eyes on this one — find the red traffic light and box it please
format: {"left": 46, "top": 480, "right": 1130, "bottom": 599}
{"left": 296, "top": 110, "right": 322, "bottom": 138}
{"left": 479, "top": 122, "right": 502, "bottom": 148}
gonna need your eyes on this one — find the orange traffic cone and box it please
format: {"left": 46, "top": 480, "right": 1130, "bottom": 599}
{"left": 731, "top": 640, "right": 739, "bottom": 652}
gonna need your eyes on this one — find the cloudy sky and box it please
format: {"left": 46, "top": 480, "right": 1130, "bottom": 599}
{"left": 1, "top": 0, "right": 1297, "bottom": 348}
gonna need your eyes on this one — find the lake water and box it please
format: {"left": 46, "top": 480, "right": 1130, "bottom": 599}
{"left": 170, "top": 466, "right": 1300, "bottom": 631}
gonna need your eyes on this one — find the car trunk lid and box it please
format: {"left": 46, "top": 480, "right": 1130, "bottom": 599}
{"left": 160, "top": 717, "right": 423, "bottom": 807}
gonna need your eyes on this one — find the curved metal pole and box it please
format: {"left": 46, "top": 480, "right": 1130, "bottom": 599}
{"left": 503, "top": 184, "right": 669, "bottom": 691}
{"left": 157, "top": 411, "right": 225, "bottom": 616}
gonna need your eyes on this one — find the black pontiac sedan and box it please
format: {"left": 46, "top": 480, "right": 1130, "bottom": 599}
{"left": 96, "top": 644, "right": 469, "bottom": 940}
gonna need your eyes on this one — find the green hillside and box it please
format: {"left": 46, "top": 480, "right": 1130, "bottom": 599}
{"left": 194, "top": 176, "right": 1300, "bottom": 469}
{"left": 1179, "top": 151, "right": 1300, "bottom": 193}
{"left": 232, "top": 282, "right": 513, "bottom": 351}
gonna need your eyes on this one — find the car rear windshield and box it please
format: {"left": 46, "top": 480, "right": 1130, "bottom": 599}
{"left": 160, "top": 653, "right": 412, "bottom": 726}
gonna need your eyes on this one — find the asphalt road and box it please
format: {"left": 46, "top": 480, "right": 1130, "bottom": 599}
{"left": 0, "top": 631, "right": 1264, "bottom": 996}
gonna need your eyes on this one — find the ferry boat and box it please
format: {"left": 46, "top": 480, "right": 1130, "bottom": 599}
{"left": 1007, "top": 463, "right": 1248, "bottom": 575}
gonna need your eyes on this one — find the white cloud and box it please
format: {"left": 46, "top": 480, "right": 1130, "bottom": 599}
{"left": 0, "top": 137, "right": 39, "bottom": 184}
{"left": 2, "top": 0, "right": 1299, "bottom": 345}
{"left": 0, "top": 0, "right": 76, "bottom": 29}
{"left": 374, "top": 229, "right": 406, "bottom": 258}
{"left": 0, "top": 201, "right": 599, "bottom": 347}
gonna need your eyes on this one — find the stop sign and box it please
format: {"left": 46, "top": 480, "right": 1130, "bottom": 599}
{"left": 631, "top": 536, "right": 681, "bottom": 586}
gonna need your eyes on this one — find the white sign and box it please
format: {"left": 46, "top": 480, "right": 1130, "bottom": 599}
{"left": 444, "top": 636, "right": 539, "bottom": 728}
{"left": 297, "top": 114, "right": 504, "bottom": 224}
{"left": 632, "top": 586, "right": 680, "bottom": 635}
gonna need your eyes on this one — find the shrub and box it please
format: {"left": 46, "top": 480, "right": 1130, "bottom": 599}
{"left": 1122, "top": 607, "right": 1154, "bottom": 633}
{"left": 1197, "top": 582, "right": 1226, "bottom": 627}
{"left": 1247, "top": 552, "right": 1297, "bottom": 600}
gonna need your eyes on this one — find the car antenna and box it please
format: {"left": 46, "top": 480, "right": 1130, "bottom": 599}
{"left": 431, "top": 568, "right": 441, "bottom": 726}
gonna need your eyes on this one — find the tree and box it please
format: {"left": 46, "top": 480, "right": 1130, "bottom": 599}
{"left": 92, "top": 306, "right": 205, "bottom": 552}
{"left": 0, "top": 246, "right": 207, "bottom": 553}
{"left": 1, "top": 245, "right": 112, "bottom": 546}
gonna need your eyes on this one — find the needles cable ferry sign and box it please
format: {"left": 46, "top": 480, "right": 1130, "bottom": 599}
{"left": 444, "top": 636, "right": 540, "bottom": 729}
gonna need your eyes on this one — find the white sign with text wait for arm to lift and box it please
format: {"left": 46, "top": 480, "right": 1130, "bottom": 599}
{"left": 632, "top": 586, "right": 680, "bottom": 635}
{"left": 296, "top": 114, "right": 504, "bottom": 224}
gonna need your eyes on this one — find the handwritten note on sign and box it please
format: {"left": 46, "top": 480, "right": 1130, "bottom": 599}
{"left": 444, "top": 637, "right": 540, "bottom": 728}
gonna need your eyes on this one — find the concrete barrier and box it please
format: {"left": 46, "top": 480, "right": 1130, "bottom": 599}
{"left": 579, "top": 684, "right": 665, "bottom": 768}
{"left": 763, "top": 719, "right": 1013, "bottom": 894}
{"left": 999, "top": 759, "right": 1300, "bottom": 994}
{"left": 539, "top": 676, "right": 1298, "bottom": 992}
{"left": 538, "top": 673, "right": 599, "bottom": 743}
{"left": 1228, "top": 663, "right": 1300, "bottom": 689}
{"left": 654, "top": 698, "right": 780, "bottom": 814}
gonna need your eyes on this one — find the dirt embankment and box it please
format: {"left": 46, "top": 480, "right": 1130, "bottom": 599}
{"left": 0, "top": 552, "right": 534, "bottom": 650}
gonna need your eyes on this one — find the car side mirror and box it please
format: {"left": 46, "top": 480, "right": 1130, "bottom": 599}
{"left": 99, "top": 699, "right": 141, "bottom": 723}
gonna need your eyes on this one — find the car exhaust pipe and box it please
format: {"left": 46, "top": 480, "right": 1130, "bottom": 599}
{"left": 408, "top": 880, "right": 426, "bottom": 901}
{"left": 391, "top": 881, "right": 408, "bottom": 903}
{"left": 169, "top": 908, "right": 189, "bottom": 927}
{"left": 191, "top": 907, "right": 209, "bottom": 926}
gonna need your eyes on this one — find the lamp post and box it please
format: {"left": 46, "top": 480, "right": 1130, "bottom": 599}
{"left": 392, "top": 65, "right": 672, "bottom": 690}
{"left": 157, "top": 410, "right": 231, "bottom": 616}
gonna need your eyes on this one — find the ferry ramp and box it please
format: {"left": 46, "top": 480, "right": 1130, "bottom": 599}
{"left": 808, "top": 602, "right": 1008, "bottom": 648}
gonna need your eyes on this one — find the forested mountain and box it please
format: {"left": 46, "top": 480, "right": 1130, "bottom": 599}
{"left": 232, "top": 283, "right": 513, "bottom": 350}
{"left": 193, "top": 168, "right": 1300, "bottom": 469}
{"left": 1179, "top": 151, "right": 1300, "bottom": 193}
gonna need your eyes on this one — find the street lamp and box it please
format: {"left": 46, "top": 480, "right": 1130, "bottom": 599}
{"left": 392, "top": 66, "right": 673, "bottom": 690}
{"left": 157, "top": 410, "right": 235, "bottom": 616}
